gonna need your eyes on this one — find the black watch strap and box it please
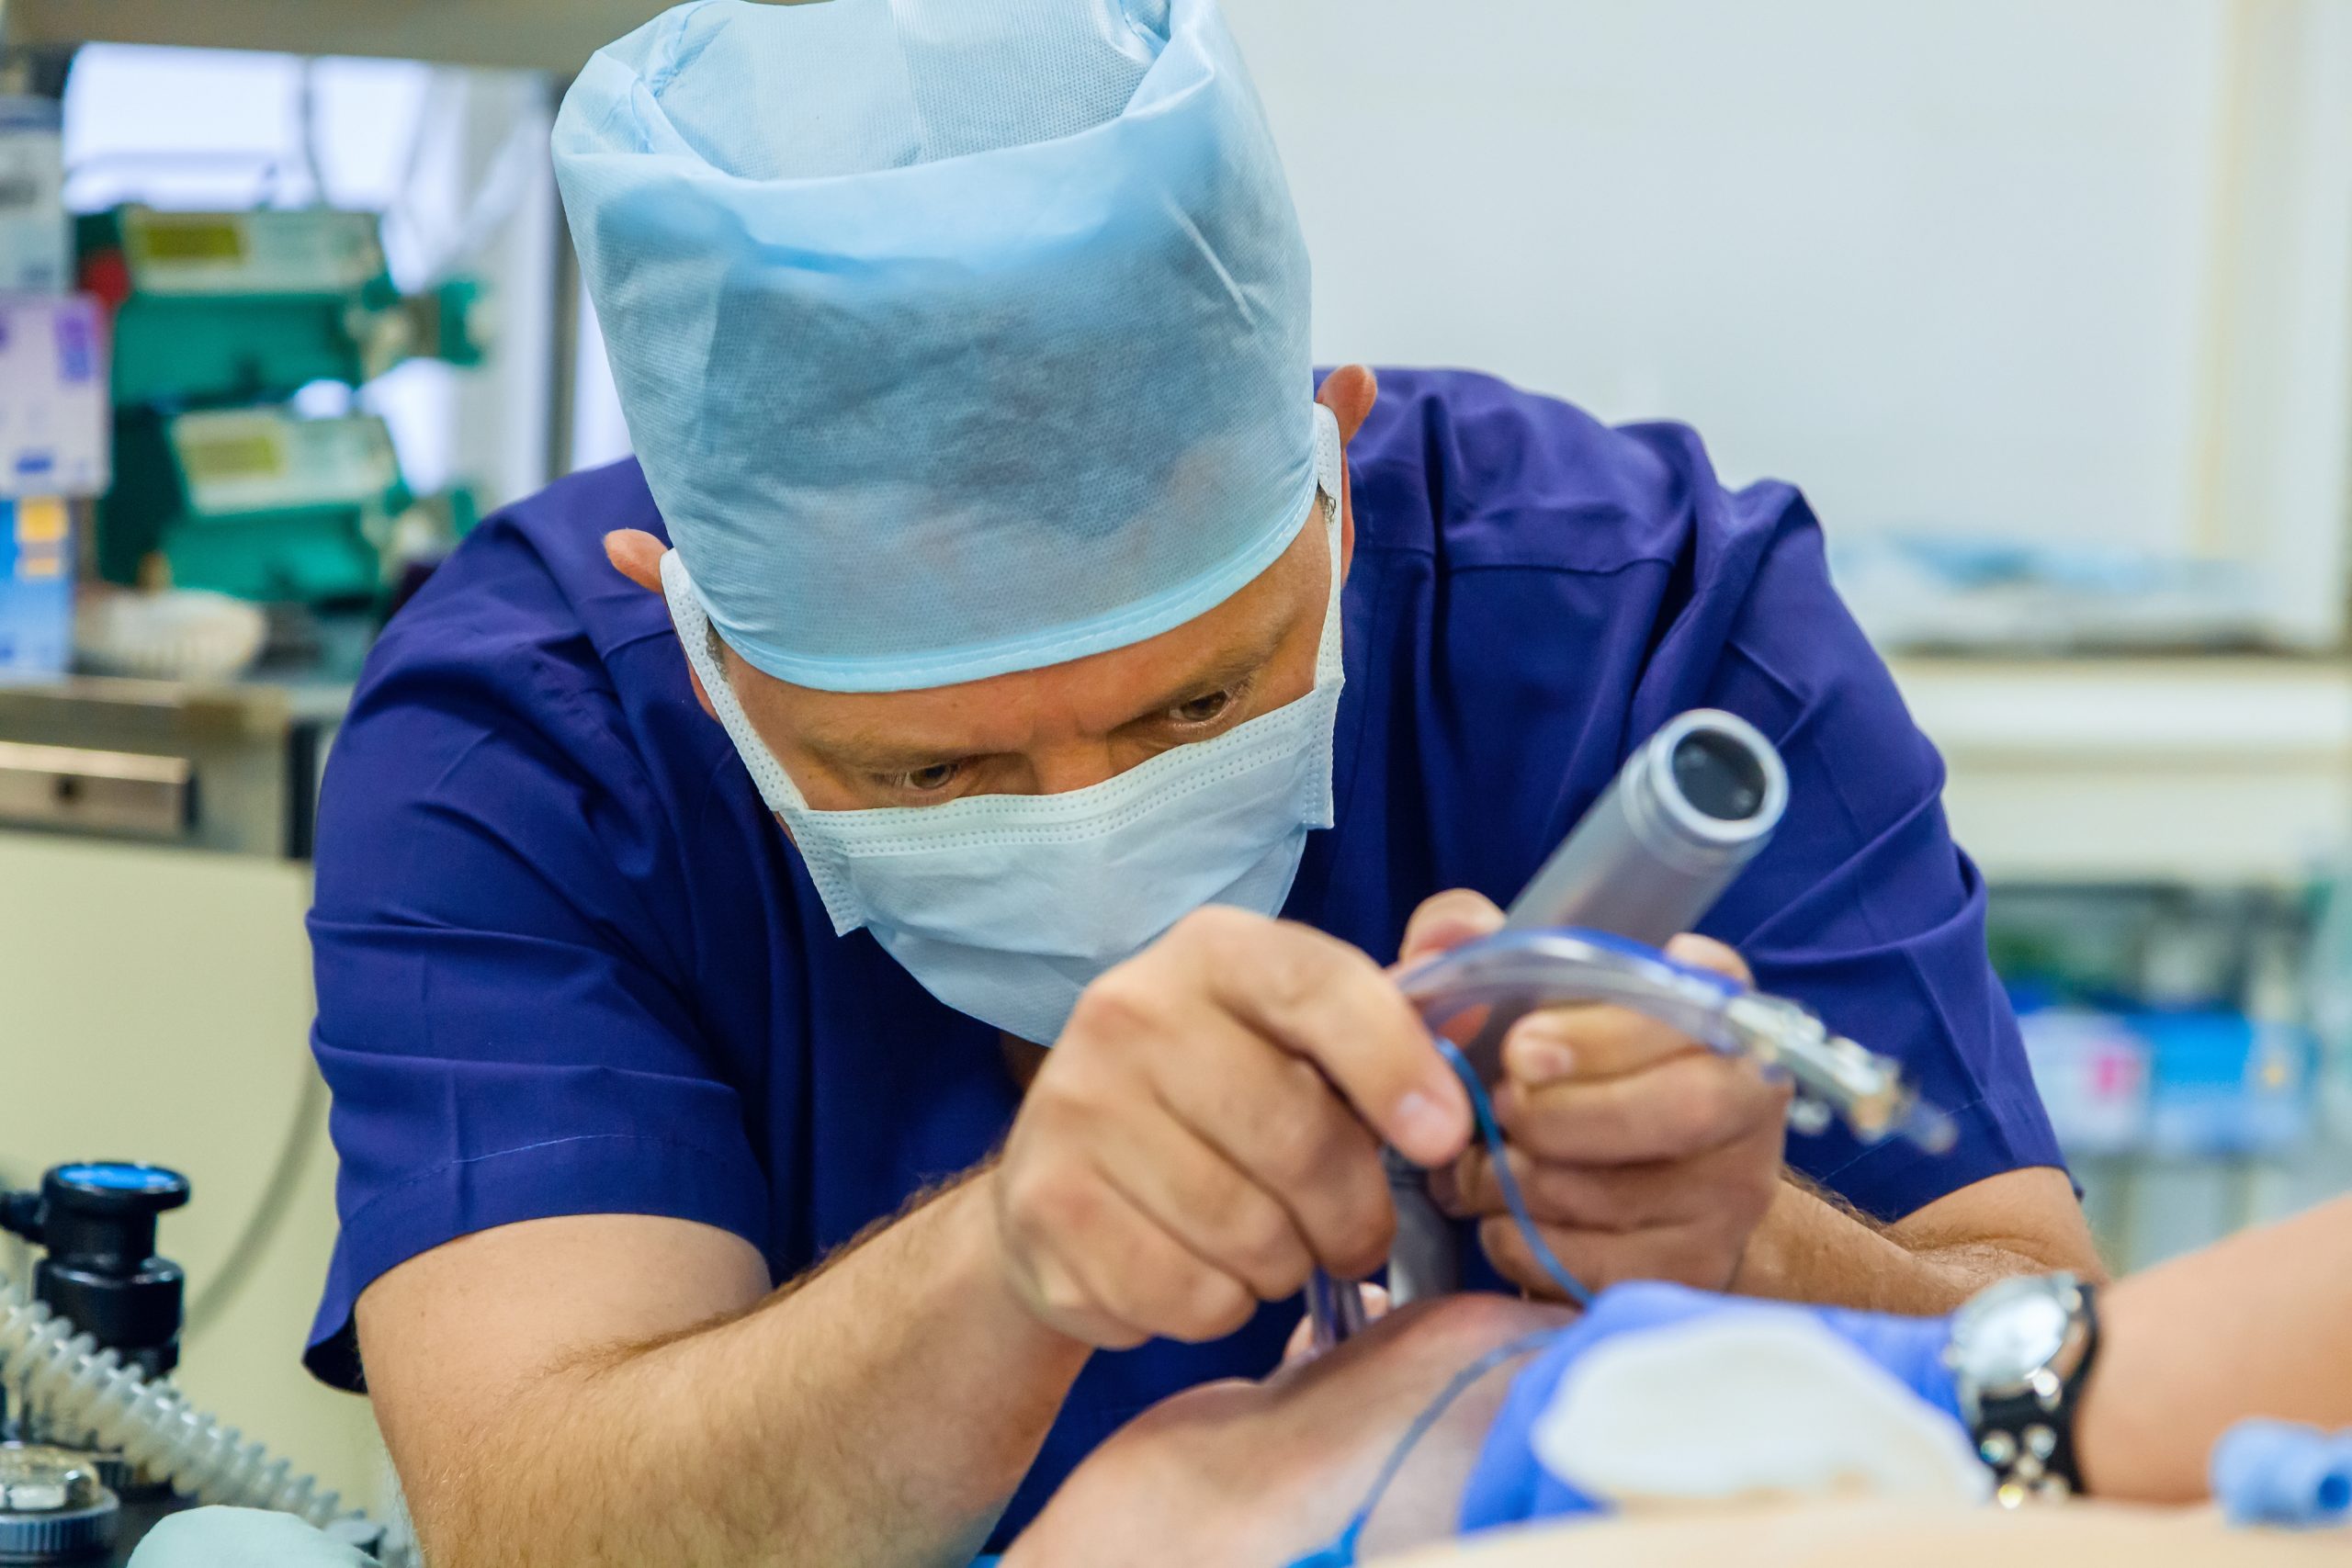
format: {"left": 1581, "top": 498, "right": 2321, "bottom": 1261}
{"left": 1973, "top": 1280, "right": 2099, "bottom": 1505}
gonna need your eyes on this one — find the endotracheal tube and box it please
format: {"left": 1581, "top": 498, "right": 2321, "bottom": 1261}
{"left": 1396, "top": 928, "right": 1958, "bottom": 1155}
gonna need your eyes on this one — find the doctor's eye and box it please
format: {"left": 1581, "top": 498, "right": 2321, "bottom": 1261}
{"left": 891, "top": 761, "right": 965, "bottom": 795}
{"left": 1168, "top": 690, "right": 1234, "bottom": 727}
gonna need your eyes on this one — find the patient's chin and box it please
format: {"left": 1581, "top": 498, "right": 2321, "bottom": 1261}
{"left": 1005, "top": 1376, "right": 1308, "bottom": 1568}
{"left": 1007, "top": 1293, "right": 1577, "bottom": 1568}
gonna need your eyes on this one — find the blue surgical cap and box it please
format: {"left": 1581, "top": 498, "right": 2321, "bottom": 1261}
{"left": 553, "top": 0, "right": 1317, "bottom": 692}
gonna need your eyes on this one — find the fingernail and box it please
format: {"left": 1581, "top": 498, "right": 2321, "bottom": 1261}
{"left": 1521, "top": 1041, "right": 1575, "bottom": 1082}
{"left": 1427, "top": 1164, "right": 1462, "bottom": 1215}
{"left": 1511, "top": 1021, "right": 1577, "bottom": 1083}
{"left": 1392, "top": 1088, "right": 1464, "bottom": 1163}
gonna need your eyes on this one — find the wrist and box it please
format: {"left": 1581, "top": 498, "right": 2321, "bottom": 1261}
{"left": 952, "top": 1167, "right": 1098, "bottom": 1366}
{"left": 1723, "top": 1177, "right": 1817, "bottom": 1301}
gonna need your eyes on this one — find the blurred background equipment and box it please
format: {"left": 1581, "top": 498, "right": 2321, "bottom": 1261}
{"left": 0, "top": 1443, "right": 122, "bottom": 1565}
{"left": 0, "top": 1161, "right": 405, "bottom": 1564}
{"left": 0, "top": 0, "right": 2346, "bottom": 1536}
{"left": 4, "top": 1162, "right": 194, "bottom": 1381}
{"left": 79, "top": 204, "right": 488, "bottom": 608}
{"left": 0, "top": 292, "right": 107, "bottom": 681}
{"left": 0, "top": 91, "right": 67, "bottom": 290}
{"left": 1900, "top": 659, "right": 2352, "bottom": 1269}
{"left": 0, "top": 6, "right": 581, "bottom": 1531}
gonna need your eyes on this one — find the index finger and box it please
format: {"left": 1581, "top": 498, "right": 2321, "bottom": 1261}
{"left": 1166, "top": 908, "right": 1472, "bottom": 1168}
{"left": 1392, "top": 889, "right": 1508, "bottom": 1047}
{"left": 1500, "top": 932, "right": 1755, "bottom": 1085}
{"left": 1500, "top": 999, "right": 1701, "bottom": 1086}
{"left": 1394, "top": 888, "right": 1506, "bottom": 968}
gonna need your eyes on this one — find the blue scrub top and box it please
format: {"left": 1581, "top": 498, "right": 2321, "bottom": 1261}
{"left": 305, "top": 368, "right": 2062, "bottom": 1544}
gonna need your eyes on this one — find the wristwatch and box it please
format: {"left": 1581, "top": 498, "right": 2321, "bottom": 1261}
{"left": 1943, "top": 1271, "right": 2100, "bottom": 1506}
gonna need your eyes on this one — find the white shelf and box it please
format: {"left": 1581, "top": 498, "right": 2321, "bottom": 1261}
{"left": 5, "top": 0, "right": 810, "bottom": 73}
{"left": 1890, "top": 656, "right": 2352, "bottom": 886}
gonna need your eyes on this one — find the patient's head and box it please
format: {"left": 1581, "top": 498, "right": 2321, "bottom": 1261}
{"left": 1008, "top": 1293, "right": 1576, "bottom": 1568}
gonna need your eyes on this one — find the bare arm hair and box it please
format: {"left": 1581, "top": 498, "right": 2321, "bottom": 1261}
{"left": 1735, "top": 1165, "right": 2108, "bottom": 1313}
{"left": 358, "top": 1170, "right": 1090, "bottom": 1567}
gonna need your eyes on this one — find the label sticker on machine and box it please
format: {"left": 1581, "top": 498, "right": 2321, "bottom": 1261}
{"left": 124, "top": 206, "right": 385, "bottom": 298}
{"left": 0, "top": 95, "right": 67, "bottom": 293}
{"left": 0, "top": 497, "right": 72, "bottom": 675}
{"left": 0, "top": 295, "right": 110, "bottom": 499}
{"left": 171, "top": 410, "right": 400, "bottom": 517}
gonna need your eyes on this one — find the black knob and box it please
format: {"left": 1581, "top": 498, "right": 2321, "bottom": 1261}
{"left": 40, "top": 1163, "right": 189, "bottom": 1256}
{"left": 10, "top": 1163, "right": 191, "bottom": 1378}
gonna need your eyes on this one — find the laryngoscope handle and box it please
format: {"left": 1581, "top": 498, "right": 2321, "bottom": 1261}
{"left": 1476, "top": 708, "right": 1788, "bottom": 1074}
{"left": 1312, "top": 710, "right": 1790, "bottom": 1349}
{"left": 1399, "top": 711, "right": 1786, "bottom": 1304}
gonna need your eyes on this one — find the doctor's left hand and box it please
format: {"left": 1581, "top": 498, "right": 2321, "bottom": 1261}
{"left": 1408, "top": 891, "right": 1793, "bottom": 1300}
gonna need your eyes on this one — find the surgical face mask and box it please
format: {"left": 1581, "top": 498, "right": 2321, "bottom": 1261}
{"left": 663, "top": 404, "right": 1348, "bottom": 1044}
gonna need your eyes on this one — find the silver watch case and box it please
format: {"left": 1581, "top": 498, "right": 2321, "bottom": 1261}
{"left": 1944, "top": 1271, "right": 2093, "bottom": 1430}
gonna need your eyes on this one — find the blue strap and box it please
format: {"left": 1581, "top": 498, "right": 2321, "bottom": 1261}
{"left": 1305, "top": 1021, "right": 1596, "bottom": 1345}
{"left": 1434, "top": 1037, "right": 1593, "bottom": 1308}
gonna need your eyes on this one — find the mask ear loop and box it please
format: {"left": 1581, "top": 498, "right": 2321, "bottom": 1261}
{"left": 662, "top": 548, "right": 886, "bottom": 937}
{"left": 660, "top": 549, "right": 805, "bottom": 815}
{"left": 1306, "top": 402, "right": 1347, "bottom": 687}
{"left": 1312, "top": 400, "right": 1343, "bottom": 502}
{"left": 668, "top": 552, "right": 884, "bottom": 931}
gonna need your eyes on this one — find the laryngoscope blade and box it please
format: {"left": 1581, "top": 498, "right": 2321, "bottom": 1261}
{"left": 1302, "top": 928, "right": 1955, "bottom": 1348}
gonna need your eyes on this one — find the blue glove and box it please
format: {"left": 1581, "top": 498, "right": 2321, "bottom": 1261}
{"left": 1458, "top": 1281, "right": 1962, "bottom": 1534}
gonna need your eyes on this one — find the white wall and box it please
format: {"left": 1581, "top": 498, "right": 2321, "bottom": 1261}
{"left": 1223, "top": 0, "right": 2352, "bottom": 643}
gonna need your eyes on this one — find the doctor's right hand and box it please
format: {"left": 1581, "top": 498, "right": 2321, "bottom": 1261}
{"left": 990, "top": 906, "right": 1474, "bottom": 1349}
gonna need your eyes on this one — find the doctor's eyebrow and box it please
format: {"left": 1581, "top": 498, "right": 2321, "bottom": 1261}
{"left": 1116, "top": 639, "right": 1281, "bottom": 728}
{"left": 804, "top": 619, "right": 1295, "bottom": 774}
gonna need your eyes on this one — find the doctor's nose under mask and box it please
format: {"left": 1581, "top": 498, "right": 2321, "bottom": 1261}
{"left": 662, "top": 405, "right": 1349, "bottom": 1046}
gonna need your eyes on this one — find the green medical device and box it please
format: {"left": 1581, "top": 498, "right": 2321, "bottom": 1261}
{"left": 78, "top": 206, "right": 486, "bottom": 604}
{"left": 79, "top": 206, "right": 484, "bottom": 404}
{"left": 100, "top": 408, "right": 411, "bottom": 604}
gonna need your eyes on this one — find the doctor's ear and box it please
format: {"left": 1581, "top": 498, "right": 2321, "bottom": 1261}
{"left": 1316, "top": 365, "right": 1377, "bottom": 447}
{"left": 604, "top": 529, "right": 668, "bottom": 593}
{"left": 1317, "top": 366, "right": 1374, "bottom": 575}
{"left": 605, "top": 529, "right": 719, "bottom": 720}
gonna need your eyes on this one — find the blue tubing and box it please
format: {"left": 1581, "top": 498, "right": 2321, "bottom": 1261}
{"left": 2211, "top": 1419, "right": 2352, "bottom": 1529}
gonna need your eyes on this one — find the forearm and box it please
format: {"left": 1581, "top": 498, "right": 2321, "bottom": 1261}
{"left": 2077, "top": 1193, "right": 2352, "bottom": 1502}
{"left": 413, "top": 1172, "right": 1090, "bottom": 1568}
{"left": 1733, "top": 1170, "right": 2104, "bottom": 1314}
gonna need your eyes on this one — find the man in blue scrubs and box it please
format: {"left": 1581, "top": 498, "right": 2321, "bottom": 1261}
{"left": 309, "top": 1, "right": 2098, "bottom": 1563}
